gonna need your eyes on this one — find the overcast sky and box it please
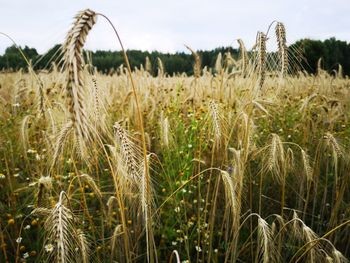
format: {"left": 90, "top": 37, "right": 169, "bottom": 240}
{"left": 0, "top": 0, "right": 349, "bottom": 55}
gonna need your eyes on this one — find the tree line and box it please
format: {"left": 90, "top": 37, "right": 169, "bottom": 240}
{"left": 0, "top": 37, "right": 349, "bottom": 76}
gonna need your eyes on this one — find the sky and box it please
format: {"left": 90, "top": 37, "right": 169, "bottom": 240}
{"left": 0, "top": 0, "right": 349, "bottom": 55}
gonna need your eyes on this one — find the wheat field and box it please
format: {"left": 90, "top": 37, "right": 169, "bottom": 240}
{"left": 0, "top": 9, "right": 349, "bottom": 263}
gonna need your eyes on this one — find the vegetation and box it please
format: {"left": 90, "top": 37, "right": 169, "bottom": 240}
{"left": 1, "top": 38, "right": 350, "bottom": 77}
{"left": 0, "top": 9, "right": 349, "bottom": 263}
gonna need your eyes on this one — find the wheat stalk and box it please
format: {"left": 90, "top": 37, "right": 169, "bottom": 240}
{"left": 237, "top": 39, "right": 248, "bottom": 76}
{"left": 224, "top": 51, "right": 236, "bottom": 70}
{"left": 62, "top": 9, "right": 97, "bottom": 160}
{"left": 91, "top": 76, "right": 100, "bottom": 125}
{"left": 286, "top": 147, "right": 294, "bottom": 171}
{"left": 113, "top": 122, "right": 142, "bottom": 185}
{"left": 145, "top": 56, "right": 152, "bottom": 74}
{"left": 20, "top": 114, "right": 31, "bottom": 154}
{"left": 31, "top": 207, "right": 51, "bottom": 216}
{"left": 43, "top": 191, "right": 81, "bottom": 263}
{"left": 275, "top": 22, "right": 288, "bottom": 78}
{"left": 332, "top": 249, "right": 349, "bottom": 263}
{"left": 317, "top": 57, "right": 323, "bottom": 75}
{"left": 208, "top": 100, "right": 223, "bottom": 148}
{"left": 221, "top": 170, "right": 237, "bottom": 221}
{"left": 324, "top": 132, "right": 343, "bottom": 157}
{"left": 160, "top": 111, "right": 170, "bottom": 147}
{"left": 77, "top": 229, "right": 89, "bottom": 263}
{"left": 157, "top": 57, "right": 164, "bottom": 77}
{"left": 257, "top": 32, "right": 267, "bottom": 88}
{"left": 214, "top": 52, "right": 222, "bottom": 74}
{"left": 51, "top": 121, "right": 73, "bottom": 170}
{"left": 139, "top": 153, "right": 157, "bottom": 263}
{"left": 301, "top": 149, "right": 313, "bottom": 182}
{"left": 266, "top": 133, "right": 285, "bottom": 182}
{"left": 185, "top": 45, "right": 201, "bottom": 78}
{"left": 337, "top": 64, "right": 343, "bottom": 78}
{"left": 257, "top": 217, "right": 277, "bottom": 263}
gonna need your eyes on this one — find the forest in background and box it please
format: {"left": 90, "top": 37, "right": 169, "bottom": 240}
{"left": 0, "top": 37, "right": 349, "bottom": 76}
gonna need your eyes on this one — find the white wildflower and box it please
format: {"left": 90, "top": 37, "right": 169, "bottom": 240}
{"left": 195, "top": 245, "right": 202, "bottom": 252}
{"left": 45, "top": 244, "right": 54, "bottom": 253}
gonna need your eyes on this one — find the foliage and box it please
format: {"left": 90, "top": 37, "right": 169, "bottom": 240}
{"left": 1, "top": 38, "right": 349, "bottom": 76}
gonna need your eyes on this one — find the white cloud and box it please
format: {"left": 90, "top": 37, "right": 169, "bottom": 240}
{"left": 0, "top": 0, "right": 349, "bottom": 54}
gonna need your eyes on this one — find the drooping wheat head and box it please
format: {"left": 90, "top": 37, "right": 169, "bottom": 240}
{"left": 77, "top": 229, "right": 90, "bottom": 263}
{"left": 185, "top": 45, "right": 201, "bottom": 78}
{"left": 257, "top": 217, "right": 278, "bottom": 263}
{"left": 43, "top": 191, "right": 86, "bottom": 263}
{"left": 113, "top": 122, "right": 142, "bottom": 187}
{"left": 266, "top": 133, "right": 285, "bottom": 182}
{"left": 62, "top": 9, "right": 97, "bottom": 160}
{"left": 275, "top": 22, "right": 289, "bottom": 78}
{"left": 51, "top": 121, "right": 73, "bottom": 170}
{"left": 221, "top": 170, "right": 237, "bottom": 221}
{"left": 224, "top": 51, "right": 236, "bottom": 71}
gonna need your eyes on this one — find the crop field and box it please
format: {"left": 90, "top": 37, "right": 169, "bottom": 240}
{"left": 0, "top": 9, "right": 349, "bottom": 263}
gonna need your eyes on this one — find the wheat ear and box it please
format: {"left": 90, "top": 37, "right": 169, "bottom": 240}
{"left": 63, "top": 9, "right": 97, "bottom": 159}
{"left": 257, "top": 217, "right": 278, "bottom": 263}
{"left": 145, "top": 56, "right": 152, "bottom": 74}
{"left": 275, "top": 22, "right": 289, "bottom": 78}
{"left": 43, "top": 191, "right": 82, "bottom": 263}
{"left": 266, "top": 133, "right": 285, "bottom": 182}
{"left": 185, "top": 45, "right": 201, "bottom": 78}
{"left": 157, "top": 57, "right": 164, "bottom": 77}
{"left": 160, "top": 111, "right": 170, "bottom": 147}
{"left": 51, "top": 121, "right": 73, "bottom": 170}
{"left": 208, "top": 100, "right": 223, "bottom": 148}
{"left": 301, "top": 149, "right": 313, "bottom": 183}
{"left": 237, "top": 39, "right": 248, "bottom": 76}
{"left": 113, "top": 122, "right": 142, "bottom": 184}
{"left": 77, "top": 229, "right": 90, "bottom": 263}
{"left": 214, "top": 52, "right": 223, "bottom": 74}
{"left": 257, "top": 32, "right": 267, "bottom": 88}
